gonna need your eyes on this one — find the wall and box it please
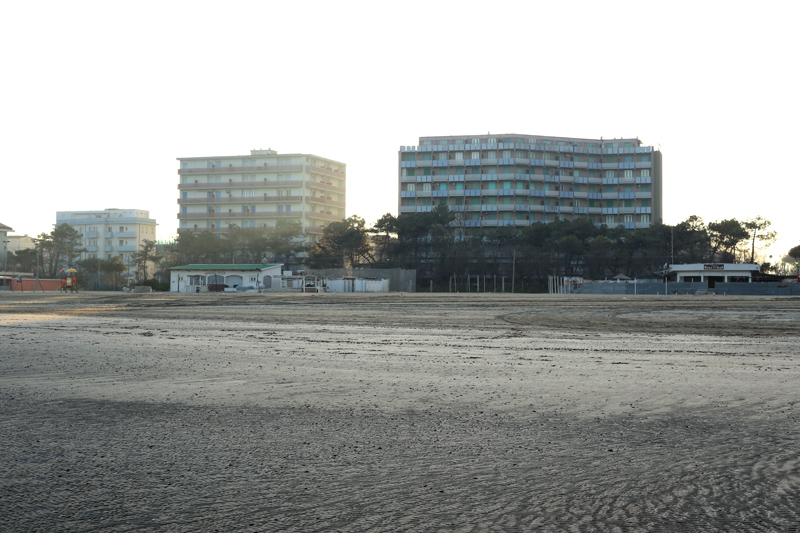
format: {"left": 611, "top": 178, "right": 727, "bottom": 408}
{"left": 11, "top": 279, "right": 63, "bottom": 291}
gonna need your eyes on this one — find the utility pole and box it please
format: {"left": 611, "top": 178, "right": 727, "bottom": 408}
{"left": 511, "top": 249, "right": 516, "bottom": 294}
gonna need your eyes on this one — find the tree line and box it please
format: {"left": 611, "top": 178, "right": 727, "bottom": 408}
{"left": 307, "top": 208, "right": 788, "bottom": 290}
{"left": 4, "top": 213, "right": 794, "bottom": 292}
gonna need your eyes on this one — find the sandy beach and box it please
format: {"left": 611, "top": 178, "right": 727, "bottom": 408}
{"left": 1, "top": 292, "right": 799, "bottom": 531}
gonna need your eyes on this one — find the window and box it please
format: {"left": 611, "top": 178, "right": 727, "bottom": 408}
{"left": 641, "top": 214, "right": 650, "bottom": 224}
{"left": 502, "top": 151, "right": 511, "bottom": 159}
{"left": 471, "top": 151, "right": 480, "bottom": 160}
{"left": 454, "top": 152, "right": 463, "bottom": 160}
{"left": 422, "top": 183, "right": 431, "bottom": 192}
{"left": 606, "top": 170, "right": 615, "bottom": 179}
{"left": 407, "top": 183, "right": 415, "bottom": 192}
{"left": 487, "top": 151, "right": 496, "bottom": 159}
{"left": 438, "top": 153, "right": 447, "bottom": 161}
{"left": 606, "top": 215, "right": 615, "bottom": 225}
{"left": 624, "top": 170, "right": 633, "bottom": 178}
{"left": 641, "top": 169, "right": 650, "bottom": 177}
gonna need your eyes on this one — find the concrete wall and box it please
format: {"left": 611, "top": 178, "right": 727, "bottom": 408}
{"left": 305, "top": 268, "right": 416, "bottom": 292}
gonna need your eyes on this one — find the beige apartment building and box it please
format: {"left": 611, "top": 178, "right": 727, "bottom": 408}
{"left": 399, "top": 134, "right": 662, "bottom": 232}
{"left": 176, "top": 149, "right": 346, "bottom": 244}
{"left": 55, "top": 209, "right": 158, "bottom": 274}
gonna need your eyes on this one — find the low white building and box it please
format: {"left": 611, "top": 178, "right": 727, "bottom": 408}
{"left": 669, "top": 263, "right": 760, "bottom": 288}
{"left": 169, "top": 264, "right": 282, "bottom": 293}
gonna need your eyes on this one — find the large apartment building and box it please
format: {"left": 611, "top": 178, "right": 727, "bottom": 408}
{"left": 55, "top": 208, "right": 158, "bottom": 268}
{"left": 177, "top": 149, "right": 346, "bottom": 244}
{"left": 399, "top": 134, "right": 661, "bottom": 232}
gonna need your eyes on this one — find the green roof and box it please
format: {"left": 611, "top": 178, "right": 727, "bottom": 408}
{"left": 169, "top": 264, "right": 281, "bottom": 271}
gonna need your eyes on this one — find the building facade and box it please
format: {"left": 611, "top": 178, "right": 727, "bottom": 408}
{"left": 55, "top": 209, "right": 158, "bottom": 272}
{"left": 6, "top": 234, "right": 36, "bottom": 254}
{"left": 1, "top": 223, "right": 12, "bottom": 273}
{"left": 398, "top": 134, "right": 661, "bottom": 232}
{"left": 177, "top": 149, "right": 346, "bottom": 244}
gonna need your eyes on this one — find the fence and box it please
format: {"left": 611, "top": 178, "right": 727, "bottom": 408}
{"left": 565, "top": 280, "right": 800, "bottom": 296}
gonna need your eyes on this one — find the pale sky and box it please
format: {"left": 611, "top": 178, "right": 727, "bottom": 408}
{"left": 3, "top": 1, "right": 798, "bottom": 262}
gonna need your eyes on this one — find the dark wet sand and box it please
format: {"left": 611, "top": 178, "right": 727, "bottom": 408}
{"left": 1, "top": 292, "right": 799, "bottom": 532}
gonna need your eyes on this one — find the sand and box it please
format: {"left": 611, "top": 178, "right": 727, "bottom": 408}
{"left": 1, "top": 292, "right": 798, "bottom": 531}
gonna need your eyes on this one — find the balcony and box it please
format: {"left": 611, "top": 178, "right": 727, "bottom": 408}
{"left": 178, "top": 179, "right": 303, "bottom": 190}
{"left": 635, "top": 207, "right": 652, "bottom": 214}
{"left": 178, "top": 164, "right": 303, "bottom": 175}
{"left": 635, "top": 176, "right": 652, "bottom": 184}
{"left": 307, "top": 164, "right": 346, "bottom": 179}
{"left": 178, "top": 210, "right": 302, "bottom": 220}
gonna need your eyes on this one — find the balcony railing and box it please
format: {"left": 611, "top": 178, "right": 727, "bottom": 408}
{"left": 178, "top": 180, "right": 303, "bottom": 190}
{"left": 178, "top": 164, "right": 302, "bottom": 175}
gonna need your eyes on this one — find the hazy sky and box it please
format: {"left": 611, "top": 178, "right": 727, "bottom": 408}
{"left": 3, "top": 1, "right": 798, "bottom": 262}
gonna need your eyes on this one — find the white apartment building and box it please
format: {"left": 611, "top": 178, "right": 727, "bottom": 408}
{"left": 55, "top": 209, "right": 157, "bottom": 273}
{"left": 177, "top": 148, "right": 346, "bottom": 244}
{"left": 1, "top": 223, "right": 12, "bottom": 273}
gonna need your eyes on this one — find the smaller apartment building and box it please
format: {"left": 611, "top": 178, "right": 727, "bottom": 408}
{"left": 56, "top": 209, "right": 157, "bottom": 271}
{"left": 177, "top": 149, "right": 346, "bottom": 245}
{"left": 399, "top": 134, "right": 662, "bottom": 233}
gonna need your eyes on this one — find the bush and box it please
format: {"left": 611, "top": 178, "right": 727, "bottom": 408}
{"left": 141, "top": 278, "right": 170, "bottom": 292}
